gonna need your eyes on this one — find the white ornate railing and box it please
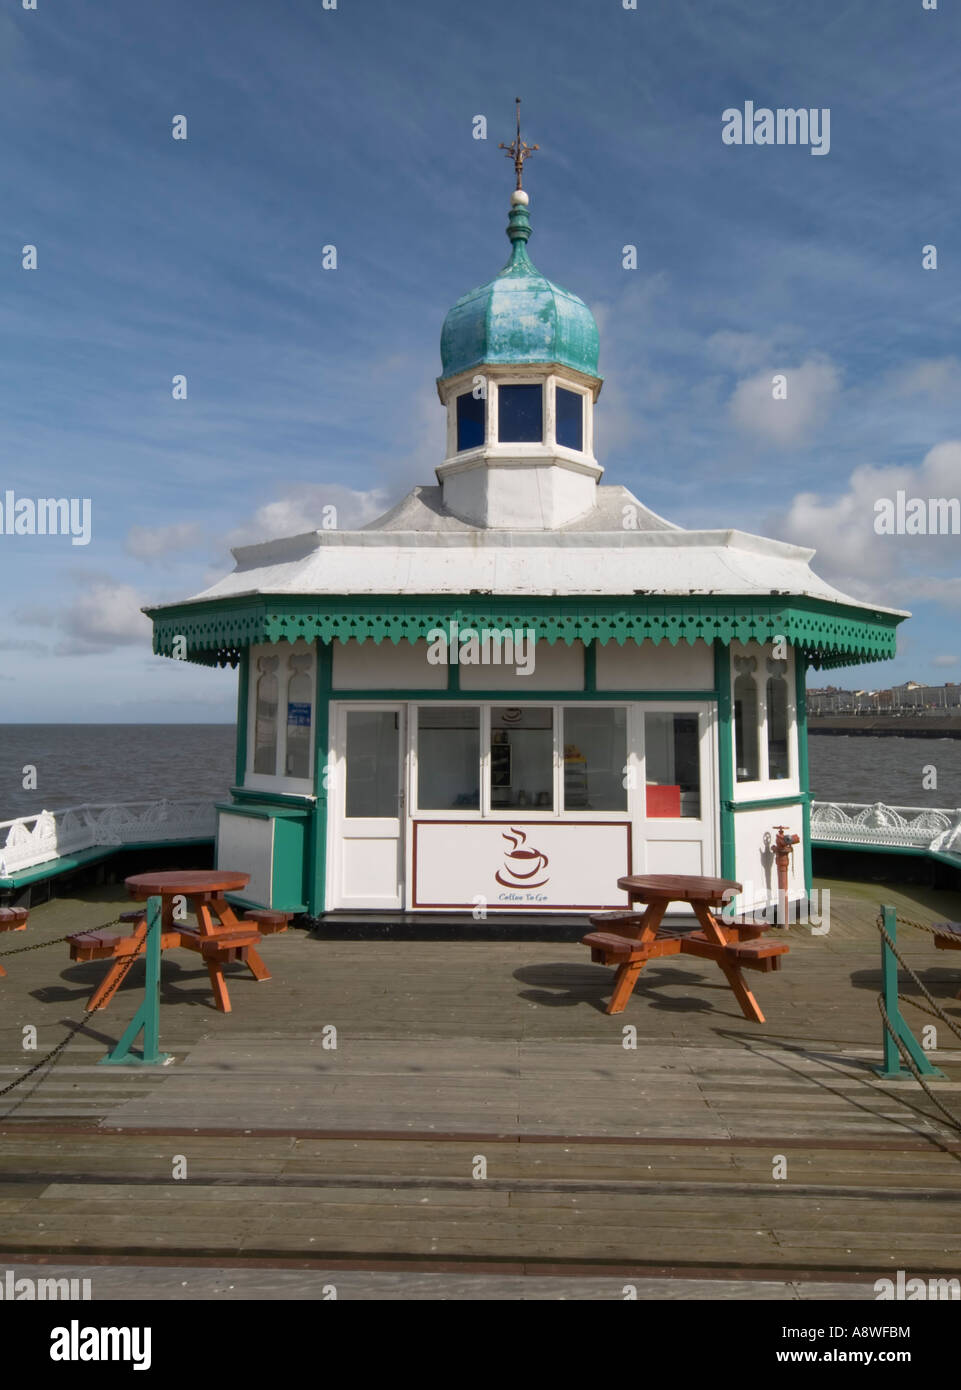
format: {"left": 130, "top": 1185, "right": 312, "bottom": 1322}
{"left": 0, "top": 800, "right": 217, "bottom": 878}
{"left": 811, "top": 802, "right": 961, "bottom": 859}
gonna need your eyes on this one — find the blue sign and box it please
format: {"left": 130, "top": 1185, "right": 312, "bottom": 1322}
{"left": 287, "top": 702, "right": 312, "bottom": 728}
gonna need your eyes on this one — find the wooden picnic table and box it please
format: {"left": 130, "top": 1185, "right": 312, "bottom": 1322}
{"left": 68, "top": 871, "right": 289, "bottom": 1015}
{"left": 581, "top": 873, "right": 790, "bottom": 1022}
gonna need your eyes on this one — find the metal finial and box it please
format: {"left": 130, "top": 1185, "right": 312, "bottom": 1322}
{"left": 498, "top": 97, "right": 538, "bottom": 191}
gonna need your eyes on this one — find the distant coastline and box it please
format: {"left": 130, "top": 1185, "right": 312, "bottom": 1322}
{"left": 809, "top": 715, "right": 961, "bottom": 739}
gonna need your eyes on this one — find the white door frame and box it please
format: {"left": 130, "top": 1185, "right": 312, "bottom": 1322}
{"left": 631, "top": 700, "right": 719, "bottom": 880}
{"left": 327, "top": 702, "right": 406, "bottom": 911}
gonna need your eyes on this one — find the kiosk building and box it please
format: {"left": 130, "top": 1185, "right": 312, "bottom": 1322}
{"left": 147, "top": 180, "right": 905, "bottom": 919}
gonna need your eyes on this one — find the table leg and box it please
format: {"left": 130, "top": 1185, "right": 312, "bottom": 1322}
{"left": 209, "top": 898, "right": 270, "bottom": 982}
{"left": 208, "top": 897, "right": 241, "bottom": 930}
{"left": 244, "top": 948, "right": 271, "bottom": 982}
{"left": 608, "top": 959, "right": 645, "bottom": 1014}
{"left": 604, "top": 900, "right": 667, "bottom": 1015}
{"left": 195, "top": 902, "right": 219, "bottom": 936}
{"left": 205, "top": 960, "right": 232, "bottom": 1013}
{"left": 690, "top": 901, "right": 730, "bottom": 946}
{"left": 692, "top": 901, "right": 765, "bottom": 1024}
{"left": 718, "top": 960, "right": 765, "bottom": 1024}
{"left": 87, "top": 926, "right": 146, "bottom": 1012}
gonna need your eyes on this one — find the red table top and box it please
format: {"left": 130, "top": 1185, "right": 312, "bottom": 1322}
{"left": 125, "top": 870, "right": 250, "bottom": 899}
{"left": 618, "top": 874, "right": 741, "bottom": 903}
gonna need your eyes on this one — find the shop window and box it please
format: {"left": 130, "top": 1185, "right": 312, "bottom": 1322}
{"left": 645, "top": 712, "right": 701, "bottom": 818}
{"left": 563, "top": 707, "right": 627, "bottom": 811}
{"left": 498, "top": 384, "right": 542, "bottom": 443}
{"left": 555, "top": 387, "right": 584, "bottom": 452}
{"left": 456, "top": 390, "right": 485, "bottom": 451}
{"left": 489, "top": 706, "right": 553, "bottom": 811}
{"left": 766, "top": 660, "right": 790, "bottom": 780}
{"left": 253, "top": 656, "right": 279, "bottom": 774}
{"left": 733, "top": 658, "right": 760, "bottom": 783}
{"left": 417, "top": 706, "right": 480, "bottom": 810}
{"left": 345, "top": 710, "right": 399, "bottom": 818}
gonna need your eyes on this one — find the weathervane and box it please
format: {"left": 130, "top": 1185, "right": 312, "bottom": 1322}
{"left": 499, "top": 97, "right": 538, "bottom": 191}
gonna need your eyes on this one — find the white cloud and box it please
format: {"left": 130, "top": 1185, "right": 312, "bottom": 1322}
{"left": 729, "top": 357, "right": 840, "bottom": 445}
{"left": 224, "top": 483, "right": 391, "bottom": 548}
{"left": 53, "top": 578, "right": 151, "bottom": 656}
{"left": 769, "top": 440, "right": 961, "bottom": 606}
{"left": 706, "top": 329, "right": 793, "bottom": 373}
{"left": 932, "top": 653, "right": 959, "bottom": 668}
{"left": 888, "top": 357, "right": 961, "bottom": 400}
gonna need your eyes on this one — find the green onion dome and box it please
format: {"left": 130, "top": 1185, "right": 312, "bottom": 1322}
{"left": 439, "top": 192, "right": 600, "bottom": 382}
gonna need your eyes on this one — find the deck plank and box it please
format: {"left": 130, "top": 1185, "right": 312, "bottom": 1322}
{"left": 0, "top": 881, "right": 959, "bottom": 1292}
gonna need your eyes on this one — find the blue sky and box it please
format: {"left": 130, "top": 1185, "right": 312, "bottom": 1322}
{"left": 1, "top": 0, "right": 959, "bottom": 721}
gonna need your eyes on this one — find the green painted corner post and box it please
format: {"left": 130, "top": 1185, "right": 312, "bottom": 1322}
{"left": 795, "top": 652, "right": 813, "bottom": 895}
{"left": 99, "top": 897, "right": 172, "bottom": 1067}
{"left": 583, "top": 638, "right": 597, "bottom": 694}
{"left": 308, "top": 639, "right": 333, "bottom": 917}
{"left": 234, "top": 647, "right": 250, "bottom": 789}
{"left": 714, "top": 641, "right": 736, "bottom": 880}
{"left": 876, "top": 904, "right": 943, "bottom": 1080}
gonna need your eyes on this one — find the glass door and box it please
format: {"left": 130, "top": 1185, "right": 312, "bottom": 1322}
{"left": 638, "top": 703, "right": 716, "bottom": 878}
{"left": 330, "top": 705, "right": 405, "bottom": 909}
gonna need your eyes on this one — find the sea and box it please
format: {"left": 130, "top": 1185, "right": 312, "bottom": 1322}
{"left": 1, "top": 724, "right": 960, "bottom": 823}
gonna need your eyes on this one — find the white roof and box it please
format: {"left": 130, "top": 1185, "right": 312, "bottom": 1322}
{"left": 166, "top": 485, "right": 906, "bottom": 618}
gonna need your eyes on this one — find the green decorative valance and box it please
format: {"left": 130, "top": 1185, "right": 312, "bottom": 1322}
{"left": 146, "top": 595, "right": 902, "bottom": 671}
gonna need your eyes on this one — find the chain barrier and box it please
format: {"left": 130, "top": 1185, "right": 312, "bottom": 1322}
{"left": 0, "top": 916, "right": 126, "bottom": 960}
{"left": 0, "top": 916, "right": 141, "bottom": 1104}
{"left": 875, "top": 911, "right": 961, "bottom": 1136}
{"left": 875, "top": 914, "right": 961, "bottom": 1046}
{"left": 877, "top": 996, "right": 961, "bottom": 1135}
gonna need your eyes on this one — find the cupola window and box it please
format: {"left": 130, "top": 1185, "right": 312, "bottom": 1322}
{"left": 456, "top": 390, "right": 485, "bottom": 452}
{"left": 555, "top": 387, "right": 584, "bottom": 452}
{"left": 497, "top": 384, "right": 543, "bottom": 443}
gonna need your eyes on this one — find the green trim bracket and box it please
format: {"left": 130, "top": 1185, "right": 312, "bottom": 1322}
{"left": 147, "top": 593, "right": 903, "bottom": 671}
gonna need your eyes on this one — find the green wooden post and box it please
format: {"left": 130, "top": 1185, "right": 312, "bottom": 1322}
{"left": 583, "top": 638, "right": 597, "bottom": 693}
{"left": 99, "top": 896, "right": 172, "bottom": 1067}
{"left": 714, "top": 641, "right": 736, "bottom": 880}
{"left": 876, "top": 904, "right": 943, "bottom": 1079}
{"left": 234, "top": 648, "right": 249, "bottom": 789}
{"left": 308, "top": 639, "right": 333, "bottom": 917}
{"left": 795, "top": 652, "right": 813, "bottom": 895}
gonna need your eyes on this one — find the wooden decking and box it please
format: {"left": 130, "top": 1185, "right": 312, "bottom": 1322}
{"left": 1, "top": 876, "right": 960, "bottom": 1299}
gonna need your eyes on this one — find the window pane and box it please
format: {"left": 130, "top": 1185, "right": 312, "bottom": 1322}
{"left": 253, "top": 657, "right": 279, "bottom": 774}
{"left": 563, "top": 707, "right": 627, "bottom": 811}
{"left": 556, "top": 387, "right": 583, "bottom": 451}
{"left": 645, "top": 712, "right": 701, "bottom": 818}
{"left": 285, "top": 655, "right": 313, "bottom": 779}
{"left": 490, "top": 706, "right": 553, "bottom": 811}
{"left": 498, "top": 384, "right": 543, "bottom": 443}
{"left": 456, "top": 390, "right": 485, "bottom": 451}
{"left": 734, "top": 668, "right": 760, "bottom": 783}
{"left": 345, "top": 711, "right": 399, "bottom": 818}
{"left": 767, "top": 669, "right": 790, "bottom": 780}
{"left": 417, "top": 706, "right": 480, "bottom": 810}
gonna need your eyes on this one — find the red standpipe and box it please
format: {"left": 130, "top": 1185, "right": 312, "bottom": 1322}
{"left": 773, "top": 824, "right": 800, "bottom": 927}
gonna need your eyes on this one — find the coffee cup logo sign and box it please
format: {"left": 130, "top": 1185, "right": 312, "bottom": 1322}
{"left": 495, "top": 827, "right": 550, "bottom": 890}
